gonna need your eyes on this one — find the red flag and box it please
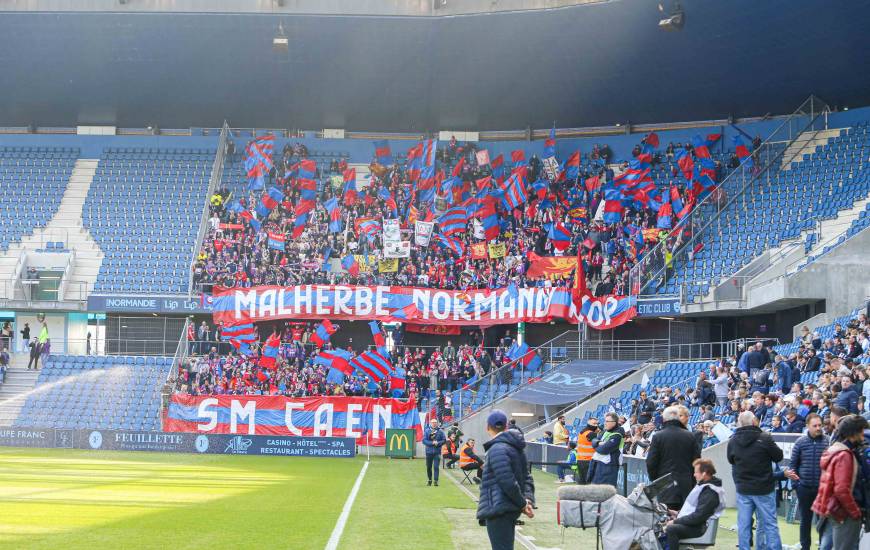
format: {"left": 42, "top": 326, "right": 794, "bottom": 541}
{"left": 585, "top": 175, "right": 601, "bottom": 192}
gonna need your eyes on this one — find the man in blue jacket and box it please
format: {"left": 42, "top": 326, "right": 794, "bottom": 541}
{"left": 477, "top": 410, "right": 535, "bottom": 550}
{"left": 784, "top": 413, "right": 829, "bottom": 550}
{"left": 835, "top": 375, "right": 859, "bottom": 414}
{"left": 422, "top": 418, "right": 446, "bottom": 486}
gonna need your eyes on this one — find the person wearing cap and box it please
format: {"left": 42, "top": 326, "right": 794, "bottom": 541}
{"left": 422, "top": 418, "right": 446, "bottom": 486}
{"left": 476, "top": 409, "right": 535, "bottom": 550}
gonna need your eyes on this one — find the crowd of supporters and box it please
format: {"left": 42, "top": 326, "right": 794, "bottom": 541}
{"left": 176, "top": 319, "right": 522, "bottom": 415}
{"left": 191, "top": 132, "right": 739, "bottom": 297}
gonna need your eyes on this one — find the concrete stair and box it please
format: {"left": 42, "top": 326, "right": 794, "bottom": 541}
{"left": 0, "top": 159, "right": 103, "bottom": 301}
{"left": 780, "top": 128, "right": 844, "bottom": 171}
{"left": 0, "top": 354, "right": 40, "bottom": 426}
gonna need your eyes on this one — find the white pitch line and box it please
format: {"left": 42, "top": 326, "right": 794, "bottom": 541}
{"left": 324, "top": 461, "right": 369, "bottom": 550}
{"left": 445, "top": 470, "right": 541, "bottom": 550}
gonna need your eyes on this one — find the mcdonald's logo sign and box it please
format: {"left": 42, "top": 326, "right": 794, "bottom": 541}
{"left": 385, "top": 428, "right": 415, "bottom": 459}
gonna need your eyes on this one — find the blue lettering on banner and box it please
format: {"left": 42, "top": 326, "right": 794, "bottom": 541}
{"left": 88, "top": 295, "right": 211, "bottom": 314}
{"left": 0, "top": 428, "right": 356, "bottom": 458}
{"left": 636, "top": 298, "right": 681, "bottom": 317}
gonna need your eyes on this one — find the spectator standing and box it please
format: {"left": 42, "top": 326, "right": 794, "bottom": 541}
{"left": 726, "top": 411, "right": 783, "bottom": 550}
{"left": 646, "top": 405, "right": 702, "bottom": 510}
{"left": 712, "top": 365, "right": 730, "bottom": 407}
{"left": 19, "top": 322, "right": 30, "bottom": 354}
{"left": 586, "top": 412, "right": 623, "bottom": 488}
{"left": 422, "top": 418, "right": 446, "bottom": 486}
{"left": 26, "top": 337, "right": 41, "bottom": 370}
{"left": 0, "top": 346, "right": 8, "bottom": 382}
{"left": 552, "top": 415, "right": 569, "bottom": 446}
{"left": 784, "top": 413, "right": 829, "bottom": 550}
{"left": 574, "top": 417, "right": 598, "bottom": 483}
{"left": 557, "top": 441, "right": 579, "bottom": 482}
{"left": 812, "top": 415, "right": 869, "bottom": 549}
{"left": 476, "top": 410, "right": 535, "bottom": 550}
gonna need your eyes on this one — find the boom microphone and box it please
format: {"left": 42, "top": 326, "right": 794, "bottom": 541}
{"left": 557, "top": 484, "right": 617, "bottom": 503}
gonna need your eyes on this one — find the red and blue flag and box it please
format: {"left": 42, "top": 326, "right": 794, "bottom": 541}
{"left": 311, "top": 319, "right": 338, "bottom": 348}
{"left": 373, "top": 140, "right": 393, "bottom": 166}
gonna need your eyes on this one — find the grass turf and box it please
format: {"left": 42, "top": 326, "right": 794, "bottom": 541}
{"left": 0, "top": 447, "right": 811, "bottom": 550}
{"left": 0, "top": 448, "right": 480, "bottom": 550}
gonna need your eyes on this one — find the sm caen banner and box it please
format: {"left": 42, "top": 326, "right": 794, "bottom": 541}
{"left": 164, "top": 395, "right": 422, "bottom": 447}
{"left": 385, "top": 428, "right": 416, "bottom": 458}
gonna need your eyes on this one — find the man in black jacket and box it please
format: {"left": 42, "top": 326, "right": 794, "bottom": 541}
{"left": 726, "top": 411, "right": 784, "bottom": 550}
{"left": 476, "top": 410, "right": 535, "bottom": 550}
{"left": 664, "top": 458, "right": 726, "bottom": 550}
{"left": 646, "top": 405, "right": 701, "bottom": 510}
{"left": 784, "top": 413, "right": 829, "bottom": 550}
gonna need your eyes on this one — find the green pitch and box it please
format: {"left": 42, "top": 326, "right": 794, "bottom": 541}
{"left": 0, "top": 448, "right": 481, "bottom": 550}
{"left": 0, "top": 447, "right": 804, "bottom": 550}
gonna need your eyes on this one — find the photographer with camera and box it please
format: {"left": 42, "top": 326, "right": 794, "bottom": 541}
{"left": 423, "top": 418, "right": 446, "bottom": 486}
{"left": 812, "top": 414, "right": 869, "bottom": 549}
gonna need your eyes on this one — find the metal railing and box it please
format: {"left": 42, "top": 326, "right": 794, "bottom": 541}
{"left": 577, "top": 338, "right": 670, "bottom": 361}
{"left": 188, "top": 121, "right": 229, "bottom": 296}
{"left": 0, "top": 278, "right": 91, "bottom": 305}
{"left": 628, "top": 95, "right": 831, "bottom": 298}
{"left": 442, "top": 331, "right": 578, "bottom": 420}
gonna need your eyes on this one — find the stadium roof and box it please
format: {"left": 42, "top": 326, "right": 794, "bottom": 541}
{"left": 1, "top": 0, "right": 869, "bottom": 132}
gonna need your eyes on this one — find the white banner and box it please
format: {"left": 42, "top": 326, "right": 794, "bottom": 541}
{"left": 383, "top": 219, "right": 401, "bottom": 244}
{"left": 414, "top": 221, "right": 435, "bottom": 247}
{"left": 472, "top": 218, "right": 485, "bottom": 240}
{"left": 384, "top": 241, "right": 411, "bottom": 258}
{"left": 542, "top": 156, "right": 560, "bottom": 182}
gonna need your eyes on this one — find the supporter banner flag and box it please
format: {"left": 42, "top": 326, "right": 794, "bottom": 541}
{"left": 414, "top": 220, "right": 435, "bottom": 246}
{"left": 373, "top": 140, "right": 393, "bottom": 167}
{"left": 165, "top": 395, "right": 421, "bottom": 446}
{"left": 432, "top": 233, "right": 465, "bottom": 257}
{"left": 476, "top": 195, "right": 501, "bottom": 241}
{"left": 210, "top": 283, "right": 635, "bottom": 329}
{"left": 733, "top": 135, "right": 754, "bottom": 167}
{"left": 405, "top": 324, "right": 461, "bottom": 336}
{"left": 470, "top": 242, "right": 487, "bottom": 260}
{"left": 298, "top": 178, "right": 317, "bottom": 201}
{"left": 220, "top": 323, "right": 257, "bottom": 343}
{"left": 383, "top": 241, "right": 410, "bottom": 259}
{"left": 369, "top": 320, "right": 387, "bottom": 355}
{"left": 602, "top": 197, "right": 624, "bottom": 224}
{"left": 257, "top": 187, "right": 284, "bottom": 218}
{"left": 498, "top": 172, "right": 527, "bottom": 210}
{"left": 570, "top": 259, "right": 637, "bottom": 330}
{"left": 313, "top": 349, "right": 353, "bottom": 374}
{"left": 645, "top": 132, "right": 660, "bottom": 149}
{"left": 642, "top": 228, "right": 661, "bottom": 242}
{"left": 342, "top": 168, "right": 357, "bottom": 206}
{"left": 564, "top": 151, "right": 580, "bottom": 182}
{"left": 324, "top": 197, "right": 343, "bottom": 233}
{"left": 507, "top": 342, "right": 543, "bottom": 371}
{"left": 245, "top": 135, "right": 274, "bottom": 181}
{"left": 296, "top": 159, "right": 316, "bottom": 181}
{"left": 657, "top": 201, "right": 673, "bottom": 229}
{"left": 355, "top": 217, "right": 382, "bottom": 242}
{"left": 267, "top": 231, "right": 286, "bottom": 250}
{"left": 476, "top": 149, "right": 490, "bottom": 167}
{"left": 585, "top": 175, "right": 602, "bottom": 193}
{"left": 378, "top": 258, "right": 399, "bottom": 273}
{"left": 389, "top": 367, "right": 406, "bottom": 393}
{"left": 692, "top": 135, "right": 712, "bottom": 159}
{"left": 547, "top": 222, "right": 572, "bottom": 252}
{"left": 669, "top": 185, "right": 684, "bottom": 215}
{"left": 310, "top": 319, "right": 338, "bottom": 348}
{"left": 542, "top": 126, "right": 557, "bottom": 160}
{"left": 706, "top": 133, "right": 722, "bottom": 146}
{"left": 259, "top": 333, "right": 281, "bottom": 369}
{"left": 675, "top": 148, "right": 694, "bottom": 180}
{"left": 525, "top": 252, "right": 577, "bottom": 279}
{"left": 438, "top": 206, "right": 468, "bottom": 237}
{"left": 490, "top": 154, "right": 505, "bottom": 179}
{"left": 350, "top": 350, "right": 392, "bottom": 382}
{"left": 511, "top": 149, "right": 527, "bottom": 168}
{"left": 532, "top": 179, "right": 549, "bottom": 200}
{"left": 382, "top": 219, "right": 401, "bottom": 244}
{"left": 341, "top": 255, "right": 360, "bottom": 276}
{"left": 487, "top": 241, "right": 507, "bottom": 259}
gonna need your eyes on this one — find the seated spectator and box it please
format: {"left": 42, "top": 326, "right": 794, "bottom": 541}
{"left": 458, "top": 438, "right": 484, "bottom": 484}
{"left": 442, "top": 433, "right": 460, "bottom": 469}
{"left": 664, "top": 458, "right": 725, "bottom": 550}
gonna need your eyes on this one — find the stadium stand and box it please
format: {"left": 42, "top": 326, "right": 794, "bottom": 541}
{"left": 0, "top": 146, "right": 79, "bottom": 251}
{"left": 559, "top": 307, "right": 869, "bottom": 451}
{"left": 85, "top": 147, "right": 214, "bottom": 294}
{"left": 14, "top": 355, "right": 171, "bottom": 431}
{"left": 665, "top": 120, "right": 870, "bottom": 301}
